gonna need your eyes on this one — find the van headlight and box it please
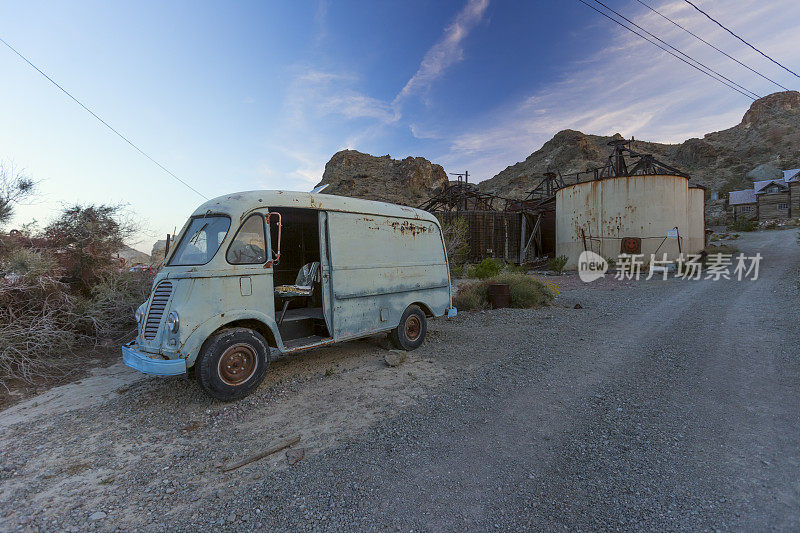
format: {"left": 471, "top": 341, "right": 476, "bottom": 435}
{"left": 135, "top": 305, "right": 145, "bottom": 324}
{"left": 167, "top": 311, "right": 180, "bottom": 334}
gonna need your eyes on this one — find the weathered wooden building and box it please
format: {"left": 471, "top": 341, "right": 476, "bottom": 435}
{"left": 728, "top": 169, "right": 800, "bottom": 220}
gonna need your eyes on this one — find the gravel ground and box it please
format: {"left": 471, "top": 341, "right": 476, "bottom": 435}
{"left": 1, "top": 229, "right": 798, "bottom": 532}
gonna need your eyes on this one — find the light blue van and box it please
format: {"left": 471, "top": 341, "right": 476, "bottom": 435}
{"left": 123, "top": 190, "right": 456, "bottom": 400}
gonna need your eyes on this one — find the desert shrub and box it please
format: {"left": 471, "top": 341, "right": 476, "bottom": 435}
{"left": 0, "top": 203, "right": 148, "bottom": 388}
{"left": 42, "top": 204, "right": 136, "bottom": 294}
{"left": 80, "top": 271, "right": 153, "bottom": 339}
{"left": 1, "top": 248, "right": 60, "bottom": 281}
{"left": 454, "top": 273, "right": 554, "bottom": 310}
{"left": 440, "top": 216, "right": 470, "bottom": 266}
{"left": 470, "top": 257, "right": 502, "bottom": 279}
{"left": 502, "top": 263, "right": 528, "bottom": 274}
{"left": 0, "top": 162, "right": 36, "bottom": 227}
{"left": 728, "top": 216, "right": 756, "bottom": 232}
{"left": 453, "top": 282, "right": 486, "bottom": 310}
{"left": 449, "top": 262, "right": 465, "bottom": 278}
{"left": 548, "top": 254, "right": 568, "bottom": 274}
{"left": 0, "top": 275, "right": 81, "bottom": 386}
{"left": 704, "top": 244, "right": 739, "bottom": 255}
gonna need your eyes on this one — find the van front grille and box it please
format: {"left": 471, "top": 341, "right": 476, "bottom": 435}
{"left": 144, "top": 281, "right": 173, "bottom": 340}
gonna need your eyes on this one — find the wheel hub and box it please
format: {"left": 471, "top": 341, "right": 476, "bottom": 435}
{"left": 404, "top": 315, "right": 421, "bottom": 341}
{"left": 218, "top": 343, "right": 257, "bottom": 386}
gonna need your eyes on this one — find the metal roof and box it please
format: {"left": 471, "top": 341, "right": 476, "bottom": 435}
{"left": 753, "top": 179, "right": 789, "bottom": 193}
{"left": 783, "top": 168, "right": 800, "bottom": 182}
{"left": 192, "top": 190, "right": 439, "bottom": 224}
{"left": 728, "top": 189, "right": 756, "bottom": 205}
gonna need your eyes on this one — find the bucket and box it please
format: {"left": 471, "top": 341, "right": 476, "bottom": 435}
{"left": 487, "top": 283, "right": 510, "bottom": 309}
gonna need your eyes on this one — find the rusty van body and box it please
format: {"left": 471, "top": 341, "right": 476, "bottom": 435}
{"left": 122, "top": 190, "right": 456, "bottom": 400}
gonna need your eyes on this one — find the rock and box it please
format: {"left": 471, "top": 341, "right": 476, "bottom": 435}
{"left": 227, "top": 512, "right": 236, "bottom": 523}
{"left": 384, "top": 350, "right": 407, "bottom": 367}
{"left": 150, "top": 240, "right": 167, "bottom": 264}
{"left": 746, "top": 163, "right": 783, "bottom": 181}
{"left": 88, "top": 511, "right": 106, "bottom": 522}
{"left": 573, "top": 303, "right": 583, "bottom": 309}
{"left": 115, "top": 245, "right": 150, "bottom": 267}
{"left": 315, "top": 150, "right": 448, "bottom": 207}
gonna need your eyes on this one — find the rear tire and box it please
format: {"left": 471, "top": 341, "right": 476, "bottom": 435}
{"left": 391, "top": 305, "right": 427, "bottom": 351}
{"left": 196, "top": 328, "right": 269, "bottom": 401}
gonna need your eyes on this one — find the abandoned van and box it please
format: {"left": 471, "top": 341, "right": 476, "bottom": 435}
{"left": 122, "top": 190, "right": 456, "bottom": 400}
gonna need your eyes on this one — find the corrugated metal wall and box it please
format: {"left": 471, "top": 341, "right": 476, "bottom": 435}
{"left": 437, "top": 211, "right": 522, "bottom": 263}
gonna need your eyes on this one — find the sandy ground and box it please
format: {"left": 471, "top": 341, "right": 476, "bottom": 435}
{"left": 1, "top": 229, "right": 798, "bottom": 531}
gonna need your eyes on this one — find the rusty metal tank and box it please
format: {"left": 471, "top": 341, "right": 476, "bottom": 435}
{"left": 555, "top": 174, "right": 705, "bottom": 268}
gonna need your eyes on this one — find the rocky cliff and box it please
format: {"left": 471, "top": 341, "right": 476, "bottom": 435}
{"left": 315, "top": 150, "right": 448, "bottom": 206}
{"left": 478, "top": 91, "right": 800, "bottom": 199}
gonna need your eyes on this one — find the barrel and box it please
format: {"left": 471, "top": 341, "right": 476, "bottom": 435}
{"left": 487, "top": 283, "right": 510, "bottom": 309}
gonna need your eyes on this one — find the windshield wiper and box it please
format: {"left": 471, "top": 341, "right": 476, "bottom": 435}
{"left": 189, "top": 222, "right": 208, "bottom": 245}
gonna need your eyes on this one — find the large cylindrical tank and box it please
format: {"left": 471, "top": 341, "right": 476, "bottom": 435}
{"left": 687, "top": 186, "right": 706, "bottom": 254}
{"left": 555, "top": 174, "right": 696, "bottom": 268}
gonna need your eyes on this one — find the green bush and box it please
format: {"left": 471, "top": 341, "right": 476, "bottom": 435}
{"left": 470, "top": 257, "right": 502, "bottom": 279}
{"left": 454, "top": 272, "right": 555, "bottom": 311}
{"left": 728, "top": 216, "right": 756, "bottom": 232}
{"left": 548, "top": 254, "right": 568, "bottom": 274}
{"left": 449, "top": 262, "right": 465, "bottom": 278}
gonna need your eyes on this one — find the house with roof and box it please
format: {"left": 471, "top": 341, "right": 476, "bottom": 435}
{"left": 728, "top": 168, "right": 800, "bottom": 221}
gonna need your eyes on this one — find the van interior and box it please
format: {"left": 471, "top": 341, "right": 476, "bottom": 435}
{"left": 269, "top": 207, "right": 330, "bottom": 347}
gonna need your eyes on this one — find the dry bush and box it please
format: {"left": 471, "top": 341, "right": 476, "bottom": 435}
{"left": 81, "top": 271, "right": 152, "bottom": 340}
{"left": 0, "top": 204, "right": 149, "bottom": 389}
{"left": 0, "top": 276, "right": 81, "bottom": 389}
{"left": 455, "top": 272, "right": 554, "bottom": 311}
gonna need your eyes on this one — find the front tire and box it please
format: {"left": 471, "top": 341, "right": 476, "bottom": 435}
{"left": 196, "top": 328, "right": 269, "bottom": 401}
{"left": 391, "top": 305, "right": 427, "bottom": 351}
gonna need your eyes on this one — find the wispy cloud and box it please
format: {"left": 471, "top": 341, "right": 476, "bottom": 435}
{"left": 435, "top": 0, "right": 800, "bottom": 181}
{"left": 314, "top": 0, "right": 330, "bottom": 44}
{"left": 286, "top": 69, "right": 399, "bottom": 125}
{"left": 394, "top": 0, "right": 490, "bottom": 106}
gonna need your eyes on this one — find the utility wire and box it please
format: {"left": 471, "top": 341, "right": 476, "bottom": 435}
{"left": 682, "top": 0, "right": 800, "bottom": 79}
{"left": 635, "top": 0, "right": 789, "bottom": 92}
{"left": 591, "top": 0, "right": 760, "bottom": 99}
{"left": 0, "top": 36, "right": 208, "bottom": 200}
{"left": 576, "top": 0, "right": 756, "bottom": 100}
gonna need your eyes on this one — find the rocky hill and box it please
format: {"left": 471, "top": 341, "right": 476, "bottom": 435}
{"left": 315, "top": 150, "right": 448, "bottom": 206}
{"left": 478, "top": 91, "right": 800, "bottom": 199}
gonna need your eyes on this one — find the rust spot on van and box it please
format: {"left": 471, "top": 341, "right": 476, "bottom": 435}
{"left": 389, "top": 220, "right": 428, "bottom": 236}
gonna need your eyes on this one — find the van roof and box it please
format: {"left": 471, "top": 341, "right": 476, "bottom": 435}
{"left": 193, "top": 190, "right": 439, "bottom": 224}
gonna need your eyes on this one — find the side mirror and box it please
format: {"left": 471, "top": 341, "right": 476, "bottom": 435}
{"left": 268, "top": 212, "right": 282, "bottom": 266}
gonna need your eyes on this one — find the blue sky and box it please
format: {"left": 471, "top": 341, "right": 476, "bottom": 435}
{"left": 2, "top": 0, "right": 798, "bottom": 252}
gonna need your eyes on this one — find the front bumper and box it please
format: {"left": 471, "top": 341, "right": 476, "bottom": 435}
{"left": 122, "top": 342, "right": 187, "bottom": 376}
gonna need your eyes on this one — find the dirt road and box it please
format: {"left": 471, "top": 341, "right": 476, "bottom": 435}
{"left": 1, "top": 230, "right": 798, "bottom": 531}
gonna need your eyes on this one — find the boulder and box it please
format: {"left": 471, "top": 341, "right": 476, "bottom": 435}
{"left": 315, "top": 150, "right": 448, "bottom": 207}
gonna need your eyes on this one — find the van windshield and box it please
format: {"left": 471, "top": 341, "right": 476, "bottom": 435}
{"left": 168, "top": 215, "right": 231, "bottom": 266}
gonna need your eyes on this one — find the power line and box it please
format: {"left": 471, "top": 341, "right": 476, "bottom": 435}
{"left": 0, "top": 36, "right": 208, "bottom": 200}
{"left": 576, "top": 0, "right": 756, "bottom": 100}
{"left": 591, "top": 0, "right": 760, "bottom": 100}
{"left": 634, "top": 0, "right": 790, "bottom": 92}
{"left": 682, "top": 0, "right": 800, "bottom": 79}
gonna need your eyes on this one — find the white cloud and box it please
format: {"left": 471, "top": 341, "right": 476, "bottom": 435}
{"left": 286, "top": 69, "right": 399, "bottom": 125}
{"left": 434, "top": 0, "right": 800, "bottom": 181}
{"left": 394, "top": 0, "right": 490, "bottom": 106}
